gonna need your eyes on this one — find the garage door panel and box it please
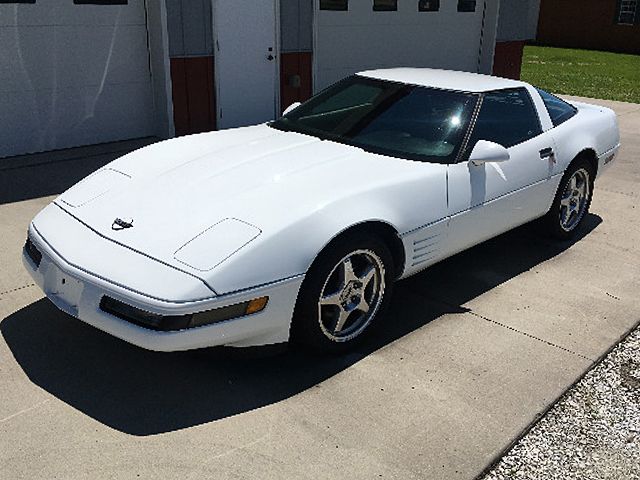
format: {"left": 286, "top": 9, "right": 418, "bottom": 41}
{"left": 0, "top": 1, "right": 146, "bottom": 27}
{"left": 54, "top": 1, "right": 146, "bottom": 26}
{"left": 0, "top": 0, "right": 154, "bottom": 158}
{"left": 315, "top": 25, "right": 481, "bottom": 69}
{"left": 0, "top": 25, "right": 150, "bottom": 94}
{"left": 53, "top": 82, "right": 154, "bottom": 146}
{"left": 0, "top": 82, "right": 153, "bottom": 157}
{"left": 0, "top": 2, "right": 51, "bottom": 27}
{"left": 317, "top": 1, "right": 481, "bottom": 26}
{"left": 315, "top": 4, "right": 484, "bottom": 91}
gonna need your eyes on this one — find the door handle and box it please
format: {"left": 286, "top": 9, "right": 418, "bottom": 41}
{"left": 539, "top": 147, "right": 554, "bottom": 159}
{"left": 267, "top": 54, "right": 274, "bottom": 61}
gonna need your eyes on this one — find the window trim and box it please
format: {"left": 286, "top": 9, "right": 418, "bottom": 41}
{"left": 373, "top": 0, "right": 398, "bottom": 11}
{"left": 615, "top": 0, "right": 639, "bottom": 25}
{"left": 457, "top": 0, "right": 476, "bottom": 13}
{"left": 418, "top": 0, "right": 440, "bottom": 12}
{"left": 73, "top": 0, "right": 127, "bottom": 4}
{"left": 456, "top": 94, "right": 485, "bottom": 163}
{"left": 319, "top": 0, "right": 348, "bottom": 11}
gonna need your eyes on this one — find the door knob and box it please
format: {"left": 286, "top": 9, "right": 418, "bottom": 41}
{"left": 267, "top": 54, "right": 274, "bottom": 61}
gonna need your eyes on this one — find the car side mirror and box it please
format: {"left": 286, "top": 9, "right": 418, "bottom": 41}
{"left": 468, "top": 140, "right": 510, "bottom": 166}
{"left": 282, "top": 102, "right": 301, "bottom": 116}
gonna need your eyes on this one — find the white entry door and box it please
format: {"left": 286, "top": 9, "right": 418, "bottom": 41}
{"left": 214, "top": 0, "right": 279, "bottom": 129}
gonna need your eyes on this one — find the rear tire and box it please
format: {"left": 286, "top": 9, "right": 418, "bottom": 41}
{"left": 290, "top": 234, "right": 394, "bottom": 353}
{"left": 543, "top": 159, "right": 594, "bottom": 240}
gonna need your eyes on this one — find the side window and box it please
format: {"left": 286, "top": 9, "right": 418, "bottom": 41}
{"left": 536, "top": 88, "right": 578, "bottom": 127}
{"left": 469, "top": 89, "right": 542, "bottom": 149}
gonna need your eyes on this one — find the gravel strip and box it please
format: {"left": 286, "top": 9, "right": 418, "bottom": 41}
{"left": 482, "top": 325, "right": 640, "bottom": 480}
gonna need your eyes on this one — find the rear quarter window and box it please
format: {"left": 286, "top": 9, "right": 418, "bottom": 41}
{"left": 536, "top": 88, "right": 578, "bottom": 127}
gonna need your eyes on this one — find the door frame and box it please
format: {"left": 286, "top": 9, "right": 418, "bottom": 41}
{"left": 145, "top": 0, "right": 175, "bottom": 139}
{"left": 211, "top": 0, "right": 281, "bottom": 128}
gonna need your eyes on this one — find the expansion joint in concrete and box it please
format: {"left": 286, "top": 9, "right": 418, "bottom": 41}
{"left": 467, "top": 310, "right": 595, "bottom": 362}
{"left": 0, "top": 283, "right": 36, "bottom": 299}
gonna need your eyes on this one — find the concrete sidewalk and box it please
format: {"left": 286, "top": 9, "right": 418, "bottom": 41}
{"left": 0, "top": 98, "right": 639, "bottom": 480}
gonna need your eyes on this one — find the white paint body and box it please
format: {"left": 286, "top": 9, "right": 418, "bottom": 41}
{"left": 24, "top": 68, "right": 621, "bottom": 351}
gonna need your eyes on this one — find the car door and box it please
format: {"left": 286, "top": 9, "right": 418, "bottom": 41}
{"left": 446, "top": 88, "right": 557, "bottom": 255}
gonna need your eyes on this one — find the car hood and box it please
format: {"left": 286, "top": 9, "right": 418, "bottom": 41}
{"left": 54, "top": 125, "right": 418, "bottom": 279}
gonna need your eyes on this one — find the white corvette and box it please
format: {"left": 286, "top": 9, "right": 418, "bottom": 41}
{"left": 24, "top": 68, "right": 620, "bottom": 352}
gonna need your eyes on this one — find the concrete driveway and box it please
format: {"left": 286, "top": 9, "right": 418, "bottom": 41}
{"left": 1, "top": 98, "right": 638, "bottom": 480}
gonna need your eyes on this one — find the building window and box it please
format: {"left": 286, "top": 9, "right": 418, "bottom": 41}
{"left": 73, "top": 0, "right": 127, "bottom": 3}
{"left": 320, "top": 0, "right": 348, "bottom": 11}
{"left": 616, "top": 0, "right": 638, "bottom": 25}
{"left": 418, "top": 0, "right": 439, "bottom": 12}
{"left": 373, "top": 0, "right": 397, "bottom": 11}
{"left": 457, "top": 0, "right": 476, "bottom": 12}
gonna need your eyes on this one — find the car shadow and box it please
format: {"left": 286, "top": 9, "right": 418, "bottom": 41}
{"left": 0, "top": 214, "right": 602, "bottom": 436}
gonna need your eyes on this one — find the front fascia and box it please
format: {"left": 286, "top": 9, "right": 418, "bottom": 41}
{"left": 31, "top": 203, "right": 215, "bottom": 304}
{"left": 24, "top": 225, "right": 303, "bottom": 350}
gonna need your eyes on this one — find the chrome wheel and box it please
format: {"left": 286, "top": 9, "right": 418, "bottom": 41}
{"left": 317, "top": 249, "right": 386, "bottom": 342}
{"left": 559, "top": 168, "right": 590, "bottom": 232}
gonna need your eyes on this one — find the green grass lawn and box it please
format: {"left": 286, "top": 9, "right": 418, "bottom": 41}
{"left": 521, "top": 45, "right": 640, "bottom": 104}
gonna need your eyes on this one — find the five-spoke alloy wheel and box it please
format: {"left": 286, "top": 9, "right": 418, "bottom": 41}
{"left": 291, "top": 234, "right": 394, "bottom": 352}
{"left": 318, "top": 249, "right": 385, "bottom": 342}
{"left": 559, "top": 168, "right": 590, "bottom": 232}
{"left": 545, "top": 158, "right": 594, "bottom": 240}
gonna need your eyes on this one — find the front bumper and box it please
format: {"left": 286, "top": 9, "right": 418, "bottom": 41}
{"left": 23, "top": 225, "right": 304, "bottom": 352}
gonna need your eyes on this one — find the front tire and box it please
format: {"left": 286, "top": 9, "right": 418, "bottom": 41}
{"left": 290, "top": 234, "right": 394, "bottom": 353}
{"left": 544, "top": 159, "right": 594, "bottom": 240}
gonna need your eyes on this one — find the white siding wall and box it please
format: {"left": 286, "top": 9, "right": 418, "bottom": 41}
{"left": 280, "top": 0, "right": 313, "bottom": 53}
{"left": 497, "top": 0, "right": 541, "bottom": 42}
{"left": 165, "top": 0, "right": 213, "bottom": 57}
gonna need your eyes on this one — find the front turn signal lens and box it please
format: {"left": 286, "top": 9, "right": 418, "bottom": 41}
{"left": 246, "top": 296, "right": 269, "bottom": 315}
{"left": 189, "top": 296, "right": 270, "bottom": 328}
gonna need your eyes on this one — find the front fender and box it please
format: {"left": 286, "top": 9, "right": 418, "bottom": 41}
{"left": 205, "top": 166, "right": 448, "bottom": 295}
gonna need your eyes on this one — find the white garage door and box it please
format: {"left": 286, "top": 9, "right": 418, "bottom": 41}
{"left": 0, "top": 0, "right": 154, "bottom": 158}
{"left": 315, "top": 0, "right": 486, "bottom": 91}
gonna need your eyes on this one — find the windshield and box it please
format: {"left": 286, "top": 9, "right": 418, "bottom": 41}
{"left": 270, "top": 76, "right": 479, "bottom": 163}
